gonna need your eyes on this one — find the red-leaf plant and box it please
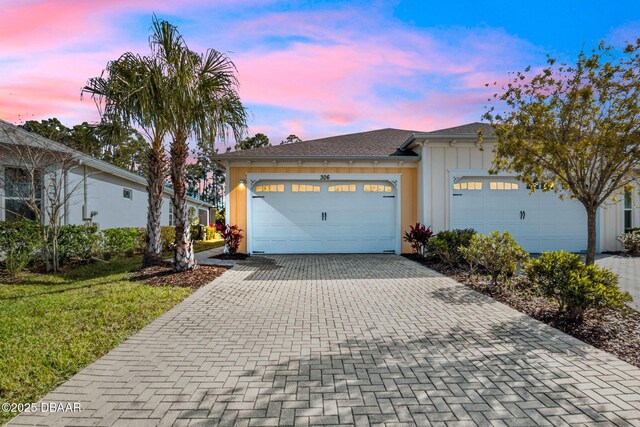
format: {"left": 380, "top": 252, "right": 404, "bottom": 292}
{"left": 403, "top": 223, "right": 433, "bottom": 256}
{"left": 216, "top": 224, "right": 244, "bottom": 255}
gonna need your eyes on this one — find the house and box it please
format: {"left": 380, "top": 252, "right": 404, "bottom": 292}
{"left": 0, "top": 120, "right": 212, "bottom": 229}
{"left": 218, "top": 123, "right": 636, "bottom": 254}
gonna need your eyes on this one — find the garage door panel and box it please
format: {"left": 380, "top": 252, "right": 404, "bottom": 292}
{"left": 250, "top": 180, "right": 397, "bottom": 254}
{"left": 451, "top": 177, "right": 587, "bottom": 253}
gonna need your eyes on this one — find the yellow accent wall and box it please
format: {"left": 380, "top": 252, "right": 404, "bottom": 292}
{"left": 227, "top": 165, "right": 418, "bottom": 253}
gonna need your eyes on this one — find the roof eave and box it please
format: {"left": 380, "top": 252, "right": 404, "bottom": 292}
{"left": 400, "top": 132, "right": 495, "bottom": 150}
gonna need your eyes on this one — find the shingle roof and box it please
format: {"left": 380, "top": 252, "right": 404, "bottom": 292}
{"left": 422, "top": 122, "right": 493, "bottom": 137}
{"left": 218, "top": 128, "right": 418, "bottom": 160}
{"left": 217, "top": 122, "right": 493, "bottom": 160}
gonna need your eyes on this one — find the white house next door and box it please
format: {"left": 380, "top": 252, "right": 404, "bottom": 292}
{"left": 250, "top": 180, "right": 397, "bottom": 254}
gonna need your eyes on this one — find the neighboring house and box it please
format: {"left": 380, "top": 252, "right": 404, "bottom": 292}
{"left": 218, "top": 123, "right": 636, "bottom": 255}
{"left": 0, "top": 120, "right": 212, "bottom": 229}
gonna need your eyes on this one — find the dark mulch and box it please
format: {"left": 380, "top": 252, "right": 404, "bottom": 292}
{"left": 403, "top": 254, "right": 640, "bottom": 368}
{"left": 130, "top": 262, "right": 228, "bottom": 289}
{"left": 211, "top": 253, "right": 249, "bottom": 261}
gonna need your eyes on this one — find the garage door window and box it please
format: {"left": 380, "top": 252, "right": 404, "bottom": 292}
{"left": 489, "top": 181, "right": 519, "bottom": 190}
{"left": 292, "top": 184, "right": 320, "bottom": 192}
{"left": 453, "top": 181, "right": 482, "bottom": 190}
{"left": 329, "top": 184, "right": 356, "bottom": 192}
{"left": 364, "top": 184, "right": 392, "bottom": 192}
{"left": 255, "top": 184, "right": 284, "bottom": 193}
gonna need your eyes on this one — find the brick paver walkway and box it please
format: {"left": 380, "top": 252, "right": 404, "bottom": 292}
{"left": 596, "top": 255, "right": 640, "bottom": 309}
{"left": 11, "top": 255, "right": 640, "bottom": 426}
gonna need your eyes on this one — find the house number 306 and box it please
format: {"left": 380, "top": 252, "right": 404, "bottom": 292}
{"left": 320, "top": 175, "right": 330, "bottom": 180}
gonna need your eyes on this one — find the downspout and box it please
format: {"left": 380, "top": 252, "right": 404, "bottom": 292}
{"left": 82, "top": 164, "right": 89, "bottom": 223}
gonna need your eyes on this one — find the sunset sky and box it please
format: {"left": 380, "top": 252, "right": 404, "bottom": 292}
{"left": 1, "top": 0, "right": 639, "bottom": 146}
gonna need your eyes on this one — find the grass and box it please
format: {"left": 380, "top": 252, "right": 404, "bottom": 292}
{"left": 194, "top": 238, "right": 224, "bottom": 253}
{"left": 0, "top": 257, "right": 192, "bottom": 425}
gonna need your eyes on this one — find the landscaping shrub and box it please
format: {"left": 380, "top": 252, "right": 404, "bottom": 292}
{"left": 216, "top": 224, "right": 243, "bottom": 254}
{"left": 403, "top": 223, "right": 433, "bottom": 256}
{"left": 426, "top": 228, "right": 476, "bottom": 266}
{"left": 57, "top": 225, "right": 100, "bottom": 265}
{"left": 460, "top": 231, "right": 528, "bottom": 287}
{"left": 190, "top": 223, "right": 202, "bottom": 241}
{"left": 525, "top": 251, "right": 632, "bottom": 321}
{"left": 618, "top": 229, "right": 640, "bottom": 255}
{"left": 102, "top": 228, "right": 144, "bottom": 258}
{"left": 204, "top": 226, "right": 217, "bottom": 240}
{"left": 214, "top": 209, "right": 225, "bottom": 227}
{"left": 160, "top": 226, "right": 176, "bottom": 252}
{"left": 0, "top": 220, "right": 40, "bottom": 274}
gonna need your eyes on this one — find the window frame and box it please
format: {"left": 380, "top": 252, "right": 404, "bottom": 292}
{"left": 624, "top": 187, "right": 633, "bottom": 231}
{"left": 2, "top": 166, "right": 42, "bottom": 222}
{"left": 122, "top": 187, "right": 133, "bottom": 200}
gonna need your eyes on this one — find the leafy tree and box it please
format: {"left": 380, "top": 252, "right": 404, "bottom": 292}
{"left": 483, "top": 40, "right": 640, "bottom": 264}
{"left": 236, "top": 133, "right": 269, "bottom": 150}
{"left": 84, "top": 52, "right": 171, "bottom": 267}
{"left": 150, "top": 18, "right": 247, "bottom": 271}
{"left": 282, "top": 134, "right": 302, "bottom": 144}
{"left": 22, "top": 118, "right": 145, "bottom": 173}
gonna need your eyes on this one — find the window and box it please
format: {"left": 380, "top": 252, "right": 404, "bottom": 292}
{"left": 329, "top": 184, "right": 357, "bottom": 192}
{"left": 292, "top": 184, "right": 320, "bottom": 192}
{"left": 3, "top": 167, "right": 41, "bottom": 221}
{"left": 255, "top": 184, "right": 284, "bottom": 193}
{"left": 363, "top": 184, "right": 392, "bottom": 192}
{"left": 169, "top": 204, "right": 174, "bottom": 226}
{"left": 453, "top": 181, "right": 482, "bottom": 191}
{"left": 489, "top": 181, "right": 519, "bottom": 190}
{"left": 123, "top": 188, "right": 133, "bottom": 200}
{"left": 624, "top": 187, "right": 633, "bottom": 231}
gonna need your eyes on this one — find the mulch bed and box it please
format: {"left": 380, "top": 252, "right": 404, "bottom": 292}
{"left": 404, "top": 254, "right": 640, "bottom": 368}
{"left": 211, "top": 253, "right": 250, "bottom": 261}
{"left": 130, "top": 262, "right": 228, "bottom": 289}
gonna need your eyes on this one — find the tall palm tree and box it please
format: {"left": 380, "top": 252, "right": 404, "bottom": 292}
{"left": 83, "top": 53, "right": 170, "bottom": 267}
{"left": 150, "top": 19, "right": 247, "bottom": 271}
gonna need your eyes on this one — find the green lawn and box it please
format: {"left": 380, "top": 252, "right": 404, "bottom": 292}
{"left": 0, "top": 257, "right": 192, "bottom": 425}
{"left": 194, "top": 238, "right": 224, "bottom": 253}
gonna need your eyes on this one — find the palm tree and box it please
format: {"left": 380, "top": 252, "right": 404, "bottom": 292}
{"left": 83, "top": 53, "right": 170, "bottom": 267}
{"left": 150, "top": 19, "right": 247, "bottom": 271}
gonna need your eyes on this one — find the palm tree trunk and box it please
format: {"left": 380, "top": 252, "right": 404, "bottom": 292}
{"left": 143, "top": 140, "right": 166, "bottom": 267}
{"left": 170, "top": 131, "right": 197, "bottom": 271}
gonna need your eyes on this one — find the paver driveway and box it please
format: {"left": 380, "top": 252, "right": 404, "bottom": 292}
{"left": 11, "top": 255, "right": 640, "bottom": 426}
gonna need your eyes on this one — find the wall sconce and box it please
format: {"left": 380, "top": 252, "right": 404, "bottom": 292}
{"left": 239, "top": 179, "right": 246, "bottom": 186}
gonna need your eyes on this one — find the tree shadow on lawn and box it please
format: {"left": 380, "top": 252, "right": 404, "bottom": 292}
{"left": 176, "top": 318, "right": 631, "bottom": 425}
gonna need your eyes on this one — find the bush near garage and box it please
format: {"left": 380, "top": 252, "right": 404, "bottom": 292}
{"left": 525, "top": 251, "right": 632, "bottom": 321}
{"left": 426, "top": 228, "right": 476, "bottom": 266}
{"left": 618, "top": 229, "right": 640, "bottom": 255}
{"left": 0, "top": 220, "right": 40, "bottom": 275}
{"left": 403, "top": 223, "right": 433, "bottom": 256}
{"left": 460, "top": 231, "right": 528, "bottom": 287}
{"left": 216, "top": 224, "right": 243, "bottom": 254}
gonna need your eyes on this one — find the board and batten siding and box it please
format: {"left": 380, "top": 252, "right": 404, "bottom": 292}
{"left": 425, "top": 143, "right": 494, "bottom": 234}
{"left": 424, "top": 141, "right": 630, "bottom": 253}
{"left": 226, "top": 163, "right": 418, "bottom": 254}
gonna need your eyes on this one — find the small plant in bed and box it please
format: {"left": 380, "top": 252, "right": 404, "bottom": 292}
{"left": 214, "top": 224, "right": 246, "bottom": 259}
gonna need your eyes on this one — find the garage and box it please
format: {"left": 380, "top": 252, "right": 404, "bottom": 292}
{"left": 249, "top": 179, "right": 398, "bottom": 254}
{"left": 450, "top": 176, "right": 588, "bottom": 253}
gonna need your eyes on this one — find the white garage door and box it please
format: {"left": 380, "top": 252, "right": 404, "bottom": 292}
{"left": 250, "top": 180, "right": 397, "bottom": 254}
{"left": 450, "top": 177, "right": 588, "bottom": 253}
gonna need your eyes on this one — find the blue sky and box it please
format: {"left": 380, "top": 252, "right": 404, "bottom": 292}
{"left": 1, "top": 0, "right": 638, "bottom": 145}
